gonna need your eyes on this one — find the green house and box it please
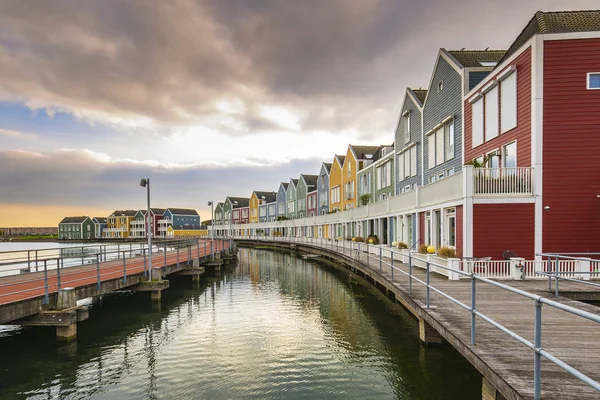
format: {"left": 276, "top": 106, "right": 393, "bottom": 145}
{"left": 58, "top": 216, "right": 95, "bottom": 240}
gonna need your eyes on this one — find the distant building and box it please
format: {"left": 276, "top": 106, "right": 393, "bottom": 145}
{"left": 0, "top": 227, "right": 58, "bottom": 236}
{"left": 58, "top": 216, "right": 95, "bottom": 240}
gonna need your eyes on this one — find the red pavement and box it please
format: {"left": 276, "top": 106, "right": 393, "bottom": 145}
{"left": 0, "top": 240, "right": 228, "bottom": 306}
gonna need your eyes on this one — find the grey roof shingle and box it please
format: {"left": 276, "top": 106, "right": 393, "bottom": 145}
{"left": 447, "top": 50, "right": 506, "bottom": 67}
{"left": 290, "top": 178, "right": 299, "bottom": 187}
{"left": 110, "top": 210, "right": 137, "bottom": 217}
{"left": 59, "top": 216, "right": 89, "bottom": 224}
{"left": 323, "top": 162, "right": 332, "bottom": 173}
{"left": 280, "top": 182, "right": 289, "bottom": 190}
{"left": 254, "top": 191, "right": 277, "bottom": 203}
{"left": 350, "top": 145, "right": 380, "bottom": 160}
{"left": 336, "top": 155, "right": 346, "bottom": 165}
{"left": 150, "top": 208, "right": 166, "bottom": 215}
{"left": 227, "top": 197, "right": 250, "bottom": 208}
{"left": 301, "top": 174, "right": 318, "bottom": 188}
{"left": 167, "top": 208, "right": 199, "bottom": 216}
{"left": 500, "top": 10, "right": 600, "bottom": 65}
{"left": 93, "top": 217, "right": 107, "bottom": 223}
{"left": 411, "top": 89, "right": 428, "bottom": 105}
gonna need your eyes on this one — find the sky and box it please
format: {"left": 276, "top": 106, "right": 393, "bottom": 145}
{"left": 1, "top": 0, "right": 598, "bottom": 227}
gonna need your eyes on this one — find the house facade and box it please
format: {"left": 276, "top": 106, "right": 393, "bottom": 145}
{"left": 317, "top": 162, "right": 331, "bottom": 215}
{"left": 329, "top": 155, "right": 344, "bottom": 212}
{"left": 395, "top": 88, "right": 426, "bottom": 194}
{"left": 342, "top": 145, "right": 380, "bottom": 210}
{"left": 58, "top": 216, "right": 95, "bottom": 240}
{"left": 296, "top": 175, "right": 318, "bottom": 219}
{"left": 276, "top": 183, "right": 288, "bottom": 219}
{"left": 104, "top": 210, "right": 136, "bottom": 238}
{"left": 286, "top": 179, "right": 299, "bottom": 219}
{"left": 92, "top": 217, "right": 107, "bottom": 239}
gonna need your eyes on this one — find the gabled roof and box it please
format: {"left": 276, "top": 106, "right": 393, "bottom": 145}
{"left": 227, "top": 197, "right": 250, "bottom": 208}
{"left": 167, "top": 208, "right": 199, "bottom": 216}
{"left": 110, "top": 210, "right": 137, "bottom": 217}
{"left": 410, "top": 88, "right": 428, "bottom": 106}
{"left": 150, "top": 208, "right": 166, "bottom": 215}
{"left": 93, "top": 217, "right": 107, "bottom": 223}
{"left": 333, "top": 154, "right": 345, "bottom": 167}
{"left": 301, "top": 174, "right": 318, "bottom": 188}
{"left": 59, "top": 216, "right": 89, "bottom": 224}
{"left": 289, "top": 178, "right": 299, "bottom": 188}
{"left": 373, "top": 144, "right": 394, "bottom": 162}
{"left": 499, "top": 10, "right": 600, "bottom": 65}
{"left": 253, "top": 191, "right": 277, "bottom": 203}
{"left": 349, "top": 145, "right": 380, "bottom": 161}
{"left": 323, "top": 162, "right": 332, "bottom": 173}
{"left": 446, "top": 50, "right": 506, "bottom": 68}
{"left": 279, "top": 182, "right": 289, "bottom": 191}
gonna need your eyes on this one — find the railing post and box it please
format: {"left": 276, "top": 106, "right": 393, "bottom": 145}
{"left": 122, "top": 252, "right": 127, "bottom": 283}
{"left": 547, "top": 255, "right": 552, "bottom": 292}
{"left": 56, "top": 259, "right": 61, "bottom": 290}
{"left": 143, "top": 249, "right": 147, "bottom": 279}
{"left": 27, "top": 251, "right": 31, "bottom": 272}
{"left": 471, "top": 274, "right": 476, "bottom": 345}
{"left": 379, "top": 247, "right": 382, "bottom": 272}
{"left": 43, "top": 260, "right": 49, "bottom": 305}
{"left": 177, "top": 246, "right": 180, "bottom": 268}
{"left": 426, "top": 261, "right": 430, "bottom": 309}
{"left": 391, "top": 249, "right": 394, "bottom": 281}
{"left": 118, "top": 244, "right": 120, "bottom": 259}
{"left": 534, "top": 299, "right": 542, "bottom": 400}
{"left": 164, "top": 244, "right": 167, "bottom": 269}
{"left": 409, "top": 253, "right": 413, "bottom": 297}
{"left": 96, "top": 254, "right": 101, "bottom": 290}
{"left": 554, "top": 255, "right": 559, "bottom": 297}
{"left": 35, "top": 250, "right": 39, "bottom": 272}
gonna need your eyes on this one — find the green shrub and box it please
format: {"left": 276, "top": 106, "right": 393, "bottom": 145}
{"left": 353, "top": 236, "right": 364, "bottom": 242}
{"left": 396, "top": 242, "right": 408, "bottom": 249}
{"left": 365, "top": 235, "right": 379, "bottom": 245}
{"left": 419, "top": 244, "right": 429, "bottom": 254}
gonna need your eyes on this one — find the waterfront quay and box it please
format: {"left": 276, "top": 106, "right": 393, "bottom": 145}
{"left": 235, "top": 237, "right": 600, "bottom": 400}
{"left": 0, "top": 239, "right": 235, "bottom": 341}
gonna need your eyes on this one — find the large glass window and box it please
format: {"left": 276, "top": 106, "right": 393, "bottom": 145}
{"left": 472, "top": 98, "right": 484, "bottom": 147}
{"left": 587, "top": 73, "right": 600, "bottom": 89}
{"left": 503, "top": 141, "right": 517, "bottom": 169}
{"left": 500, "top": 72, "right": 517, "bottom": 132}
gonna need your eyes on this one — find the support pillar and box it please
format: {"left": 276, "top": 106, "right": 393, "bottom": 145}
{"left": 56, "top": 323, "right": 77, "bottom": 342}
{"left": 150, "top": 290, "right": 162, "bottom": 302}
{"left": 482, "top": 377, "right": 507, "bottom": 400}
{"left": 419, "top": 317, "right": 442, "bottom": 344}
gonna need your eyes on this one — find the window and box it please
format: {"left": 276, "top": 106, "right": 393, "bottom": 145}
{"left": 347, "top": 162, "right": 351, "bottom": 178}
{"left": 344, "top": 181, "right": 355, "bottom": 199}
{"left": 398, "top": 146, "right": 417, "bottom": 181}
{"left": 428, "top": 120, "right": 454, "bottom": 169}
{"left": 503, "top": 141, "right": 517, "bottom": 169}
{"left": 435, "top": 126, "right": 444, "bottom": 167}
{"left": 587, "top": 73, "right": 600, "bottom": 90}
{"left": 445, "top": 208, "right": 456, "bottom": 248}
{"left": 472, "top": 97, "right": 484, "bottom": 147}
{"left": 446, "top": 122, "right": 455, "bottom": 160}
{"left": 403, "top": 111, "right": 411, "bottom": 144}
{"left": 376, "top": 162, "right": 392, "bottom": 190}
{"left": 330, "top": 186, "right": 340, "bottom": 204}
{"left": 485, "top": 85, "right": 499, "bottom": 140}
{"left": 501, "top": 72, "right": 517, "bottom": 132}
{"left": 438, "top": 80, "right": 443, "bottom": 92}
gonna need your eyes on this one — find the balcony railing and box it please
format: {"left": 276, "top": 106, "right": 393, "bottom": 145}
{"left": 473, "top": 167, "right": 533, "bottom": 195}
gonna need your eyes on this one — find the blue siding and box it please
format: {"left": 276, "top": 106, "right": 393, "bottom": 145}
{"left": 163, "top": 209, "right": 173, "bottom": 220}
{"left": 286, "top": 181, "right": 297, "bottom": 219}
{"left": 276, "top": 184, "right": 287, "bottom": 217}
{"left": 317, "top": 164, "right": 330, "bottom": 215}
{"left": 394, "top": 90, "right": 423, "bottom": 193}
{"left": 468, "top": 71, "right": 491, "bottom": 91}
{"left": 258, "top": 204, "right": 268, "bottom": 223}
{"left": 422, "top": 54, "right": 463, "bottom": 184}
{"left": 172, "top": 214, "right": 199, "bottom": 228}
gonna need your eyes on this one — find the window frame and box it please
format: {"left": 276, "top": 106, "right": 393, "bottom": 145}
{"left": 587, "top": 72, "right": 600, "bottom": 90}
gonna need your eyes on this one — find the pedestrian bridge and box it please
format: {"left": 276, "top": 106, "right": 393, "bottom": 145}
{"left": 234, "top": 236, "right": 600, "bottom": 400}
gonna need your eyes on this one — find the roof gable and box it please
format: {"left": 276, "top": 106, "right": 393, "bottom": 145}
{"left": 349, "top": 145, "right": 380, "bottom": 161}
{"left": 60, "top": 216, "right": 90, "bottom": 224}
{"left": 167, "top": 208, "right": 199, "bottom": 216}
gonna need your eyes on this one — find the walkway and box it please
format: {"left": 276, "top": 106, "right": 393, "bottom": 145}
{"left": 238, "top": 238, "right": 600, "bottom": 400}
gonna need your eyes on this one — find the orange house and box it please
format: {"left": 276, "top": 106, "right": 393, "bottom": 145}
{"left": 328, "top": 154, "right": 345, "bottom": 212}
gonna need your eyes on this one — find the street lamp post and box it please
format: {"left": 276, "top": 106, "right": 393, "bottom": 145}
{"left": 207, "top": 201, "right": 215, "bottom": 259}
{"left": 140, "top": 178, "right": 152, "bottom": 282}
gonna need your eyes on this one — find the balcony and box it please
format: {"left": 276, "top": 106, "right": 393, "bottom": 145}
{"left": 473, "top": 167, "right": 533, "bottom": 195}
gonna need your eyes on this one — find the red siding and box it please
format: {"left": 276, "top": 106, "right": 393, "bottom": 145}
{"left": 465, "top": 48, "right": 532, "bottom": 166}
{"left": 419, "top": 212, "right": 425, "bottom": 248}
{"left": 307, "top": 192, "right": 318, "bottom": 216}
{"left": 542, "top": 38, "right": 600, "bottom": 253}
{"left": 455, "top": 206, "right": 463, "bottom": 258}
{"left": 473, "top": 204, "right": 534, "bottom": 259}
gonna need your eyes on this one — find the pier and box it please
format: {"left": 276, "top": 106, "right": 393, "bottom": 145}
{"left": 236, "top": 236, "right": 600, "bottom": 400}
{"left": 0, "top": 239, "right": 236, "bottom": 341}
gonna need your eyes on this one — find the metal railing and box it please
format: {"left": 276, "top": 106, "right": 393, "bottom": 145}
{"left": 232, "top": 235, "right": 600, "bottom": 400}
{"left": 473, "top": 167, "right": 533, "bottom": 195}
{"left": 537, "top": 253, "right": 600, "bottom": 296}
{"left": 0, "top": 238, "right": 232, "bottom": 307}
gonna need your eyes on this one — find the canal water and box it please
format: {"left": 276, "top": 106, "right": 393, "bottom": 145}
{"left": 0, "top": 248, "right": 480, "bottom": 399}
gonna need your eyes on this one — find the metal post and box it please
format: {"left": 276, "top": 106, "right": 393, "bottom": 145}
{"left": 27, "top": 251, "right": 31, "bottom": 272}
{"left": 164, "top": 244, "right": 167, "bottom": 269}
{"left": 379, "top": 247, "right": 382, "bottom": 272}
{"left": 409, "top": 253, "right": 413, "bottom": 296}
{"left": 426, "top": 261, "right": 430, "bottom": 309}
{"left": 56, "top": 259, "right": 61, "bottom": 290}
{"left": 177, "top": 246, "right": 180, "bottom": 268}
{"left": 35, "top": 250, "right": 38, "bottom": 272}
{"left": 118, "top": 244, "right": 120, "bottom": 259}
{"left": 547, "top": 255, "right": 552, "bottom": 292}
{"left": 391, "top": 250, "right": 394, "bottom": 281}
{"left": 143, "top": 249, "right": 147, "bottom": 279}
{"left": 554, "top": 255, "right": 559, "bottom": 297}
{"left": 534, "top": 299, "right": 542, "bottom": 400}
{"left": 43, "top": 260, "right": 49, "bottom": 305}
{"left": 471, "top": 274, "right": 476, "bottom": 345}
{"left": 96, "top": 254, "right": 101, "bottom": 290}
{"left": 122, "top": 251, "right": 127, "bottom": 283}
{"left": 82, "top": 246, "right": 84, "bottom": 266}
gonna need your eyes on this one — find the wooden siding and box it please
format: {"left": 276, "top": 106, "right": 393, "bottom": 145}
{"left": 464, "top": 48, "right": 532, "bottom": 166}
{"left": 422, "top": 54, "right": 463, "bottom": 183}
{"left": 307, "top": 191, "right": 318, "bottom": 216}
{"left": 249, "top": 193, "right": 259, "bottom": 223}
{"left": 395, "top": 90, "right": 422, "bottom": 192}
{"left": 329, "top": 156, "right": 343, "bottom": 212}
{"left": 455, "top": 205, "right": 463, "bottom": 258}
{"left": 419, "top": 212, "right": 425, "bottom": 248}
{"left": 342, "top": 147, "right": 357, "bottom": 210}
{"left": 542, "top": 38, "right": 600, "bottom": 253}
{"left": 276, "top": 184, "right": 287, "bottom": 217}
{"left": 317, "top": 163, "right": 330, "bottom": 215}
{"left": 473, "top": 204, "right": 534, "bottom": 259}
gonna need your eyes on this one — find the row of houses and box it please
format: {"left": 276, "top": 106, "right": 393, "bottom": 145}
{"left": 212, "top": 10, "right": 600, "bottom": 260}
{"left": 58, "top": 208, "right": 204, "bottom": 240}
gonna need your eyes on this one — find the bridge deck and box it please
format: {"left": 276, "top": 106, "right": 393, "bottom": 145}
{"left": 0, "top": 240, "right": 228, "bottom": 308}
{"left": 248, "top": 240, "right": 600, "bottom": 400}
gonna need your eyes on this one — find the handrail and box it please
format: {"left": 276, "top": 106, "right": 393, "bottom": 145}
{"left": 232, "top": 235, "right": 600, "bottom": 399}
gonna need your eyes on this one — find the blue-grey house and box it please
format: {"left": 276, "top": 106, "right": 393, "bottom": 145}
{"left": 422, "top": 49, "right": 505, "bottom": 185}
{"left": 286, "top": 179, "right": 299, "bottom": 219}
{"left": 317, "top": 162, "right": 331, "bottom": 215}
{"left": 92, "top": 217, "right": 107, "bottom": 239}
{"left": 161, "top": 208, "right": 200, "bottom": 230}
{"left": 395, "top": 88, "right": 427, "bottom": 194}
{"left": 276, "top": 182, "right": 288, "bottom": 219}
{"left": 255, "top": 191, "right": 277, "bottom": 223}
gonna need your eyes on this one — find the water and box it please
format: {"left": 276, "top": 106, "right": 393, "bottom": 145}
{"left": 0, "top": 248, "right": 481, "bottom": 399}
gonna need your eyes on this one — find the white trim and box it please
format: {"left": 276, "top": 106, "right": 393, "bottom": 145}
{"left": 473, "top": 197, "right": 535, "bottom": 204}
{"left": 480, "top": 79, "right": 498, "bottom": 94}
{"left": 497, "top": 65, "right": 517, "bottom": 81}
{"left": 468, "top": 92, "right": 482, "bottom": 104}
{"left": 402, "top": 109, "right": 410, "bottom": 117}
{"left": 586, "top": 72, "right": 600, "bottom": 90}
{"left": 531, "top": 35, "right": 544, "bottom": 261}
{"left": 397, "top": 141, "right": 417, "bottom": 154}
{"left": 542, "top": 31, "right": 600, "bottom": 41}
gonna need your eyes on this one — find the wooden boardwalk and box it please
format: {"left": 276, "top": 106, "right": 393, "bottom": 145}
{"left": 241, "top": 239, "right": 600, "bottom": 400}
{"left": 0, "top": 240, "right": 229, "bottom": 322}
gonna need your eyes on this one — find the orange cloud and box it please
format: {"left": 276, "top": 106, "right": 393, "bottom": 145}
{"left": 0, "top": 204, "right": 112, "bottom": 227}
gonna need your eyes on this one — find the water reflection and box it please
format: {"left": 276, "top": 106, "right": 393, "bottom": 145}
{"left": 0, "top": 248, "right": 480, "bottom": 399}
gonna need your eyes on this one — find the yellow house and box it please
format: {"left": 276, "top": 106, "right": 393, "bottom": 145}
{"left": 249, "top": 191, "right": 277, "bottom": 223}
{"left": 104, "top": 210, "right": 136, "bottom": 238}
{"left": 342, "top": 145, "right": 380, "bottom": 210}
{"left": 167, "top": 226, "right": 209, "bottom": 237}
{"left": 329, "top": 154, "right": 345, "bottom": 212}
